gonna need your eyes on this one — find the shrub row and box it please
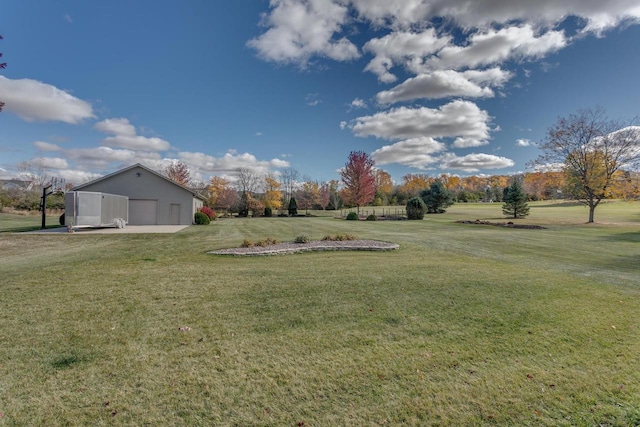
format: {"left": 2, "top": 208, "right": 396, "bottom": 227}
{"left": 321, "top": 233, "right": 357, "bottom": 241}
{"left": 241, "top": 236, "right": 279, "bottom": 248}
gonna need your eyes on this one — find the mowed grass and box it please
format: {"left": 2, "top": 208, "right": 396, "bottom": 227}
{"left": 1, "top": 201, "right": 639, "bottom": 426}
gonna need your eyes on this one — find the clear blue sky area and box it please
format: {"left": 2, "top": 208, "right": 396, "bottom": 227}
{"left": 1, "top": 1, "right": 639, "bottom": 185}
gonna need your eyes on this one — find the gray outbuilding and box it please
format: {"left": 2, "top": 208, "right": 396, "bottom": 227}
{"left": 71, "top": 163, "right": 205, "bottom": 225}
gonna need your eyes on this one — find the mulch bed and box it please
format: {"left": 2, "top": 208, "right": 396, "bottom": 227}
{"left": 456, "top": 220, "right": 547, "bottom": 229}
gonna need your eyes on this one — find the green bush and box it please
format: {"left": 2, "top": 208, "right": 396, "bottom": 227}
{"left": 346, "top": 212, "right": 358, "bottom": 221}
{"left": 288, "top": 197, "right": 298, "bottom": 216}
{"left": 264, "top": 206, "right": 273, "bottom": 217}
{"left": 406, "top": 197, "right": 426, "bottom": 220}
{"left": 294, "top": 234, "right": 310, "bottom": 243}
{"left": 366, "top": 214, "right": 377, "bottom": 221}
{"left": 194, "top": 211, "right": 210, "bottom": 225}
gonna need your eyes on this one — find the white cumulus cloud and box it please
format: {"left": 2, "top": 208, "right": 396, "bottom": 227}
{"left": 33, "top": 141, "right": 62, "bottom": 152}
{"left": 439, "top": 153, "right": 515, "bottom": 172}
{"left": 29, "top": 157, "right": 69, "bottom": 170}
{"left": 516, "top": 138, "right": 532, "bottom": 147}
{"left": 350, "top": 100, "right": 492, "bottom": 148}
{"left": 94, "top": 118, "right": 171, "bottom": 151}
{"left": 376, "top": 68, "right": 512, "bottom": 104}
{"left": 371, "top": 137, "right": 446, "bottom": 169}
{"left": 247, "top": 0, "right": 359, "bottom": 65}
{"left": 0, "top": 76, "right": 95, "bottom": 124}
{"left": 178, "top": 150, "right": 290, "bottom": 175}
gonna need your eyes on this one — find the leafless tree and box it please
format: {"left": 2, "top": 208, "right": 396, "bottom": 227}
{"left": 279, "top": 167, "right": 300, "bottom": 205}
{"left": 236, "top": 167, "right": 262, "bottom": 194}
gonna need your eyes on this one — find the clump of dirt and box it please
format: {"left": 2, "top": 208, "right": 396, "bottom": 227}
{"left": 456, "top": 220, "right": 547, "bottom": 229}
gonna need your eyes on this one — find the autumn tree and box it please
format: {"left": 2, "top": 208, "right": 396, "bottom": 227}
{"left": 532, "top": 107, "right": 640, "bottom": 222}
{"left": 263, "top": 174, "right": 282, "bottom": 210}
{"left": 340, "top": 151, "right": 377, "bottom": 213}
{"left": 296, "top": 181, "right": 321, "bottom": 214}
{"left": 502, "top": 180, "right": 530, "bottom": 218}
{"left": 207, "top": 176, "right": 238, "bottom": 214}
{"left": 374, "top": 169, "right": 393, "bottom": 205}
{"left": 439, "top": 174, "right": 461, "bottom": 192}
{"left": 523, "top": 171, "right": 565, "bottom": 200}
{"left": 319, "top": 181, "right": 331, "bottom": 210}
{"left": 400, "top": 174, "right": 432, "bottom": 198}
{"left": 165, "top": 161, "right": 191, "bottom": 186}
{"left": 326, "top": 180, "right": 342, "bottom": 210}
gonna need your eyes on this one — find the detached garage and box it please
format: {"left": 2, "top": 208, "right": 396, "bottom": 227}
{"left": 70, "top": 163, "right": 205, "bottom": 225}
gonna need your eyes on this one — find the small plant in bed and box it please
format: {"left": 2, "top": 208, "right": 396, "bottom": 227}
{"left": 294, "top": 234, "right": 311, "bottom": 243}
{"left": 322, "top": 233, "right": 357, "bottom": 241}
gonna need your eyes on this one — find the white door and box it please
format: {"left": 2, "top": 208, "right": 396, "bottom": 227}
{"left": 170, "top": 204, "right": 180, "bottom": 225}
{"left": 129, "top": 199, "right": 158, "bottom": 225}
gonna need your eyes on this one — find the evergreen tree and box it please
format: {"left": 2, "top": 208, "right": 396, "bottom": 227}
{"left": 237, "top": 191, "right": 249, "bottom": 217}
{"left": 502, "top": 180, "right": 530, "bottom": 218}
{"left": 288, "top": 196, "right": 298, "bottom": 216}
{"left": 420, "top": 181, "right": 454, "bottom": 213}
{"left": 406, "top": 197, "right": 426, "bottom": 220}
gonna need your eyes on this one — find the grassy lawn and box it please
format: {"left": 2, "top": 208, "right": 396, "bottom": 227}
{"left": 1, "top": 201, "right": 639, "bottom": 425}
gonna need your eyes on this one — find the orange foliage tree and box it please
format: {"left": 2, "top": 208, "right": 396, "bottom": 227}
{"left": 340, "top": 151, "right": 377, "bottom": 212}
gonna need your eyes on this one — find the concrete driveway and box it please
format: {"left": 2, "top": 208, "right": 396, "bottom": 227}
{"left": 25, "top": 225, "right": 190, "bottom": 234}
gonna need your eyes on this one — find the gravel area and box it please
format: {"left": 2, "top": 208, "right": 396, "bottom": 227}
{"left": 208, "top": 240, "right": 399, "bottom": 256}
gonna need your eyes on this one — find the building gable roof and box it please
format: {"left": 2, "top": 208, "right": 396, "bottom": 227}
{"left": 73, "top": 163, "right": 206, "bottom": 200}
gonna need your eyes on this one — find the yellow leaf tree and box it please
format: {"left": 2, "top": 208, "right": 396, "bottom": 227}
{"left": 264, "top": 175, "right": 282, "bottom": 210}
{"left": 532, "top": 107, "right": 640, "bottom": 222}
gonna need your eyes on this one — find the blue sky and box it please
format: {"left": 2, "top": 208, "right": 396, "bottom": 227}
{"left": 1, "top": 1, "right": 639, "bottom": 186}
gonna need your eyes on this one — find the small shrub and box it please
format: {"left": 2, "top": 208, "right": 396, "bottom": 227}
{"left": 264, "top": 206, "right": 273, "bottom": 217}
{"left": 265, "top": 236, "right": 278, "bottom": 245}
{"left": 294, "top": 234, "right": 310, "bottom": 243}
{"left": 406, "top": 197, "right": 426, "bottom": 220}
{"left": 240, "top": 239, "right": 254, "bottom": 248}
{"left": 366, "top": 214, "right": 377, "bottom": 221}
{"left": 322, "top": 233, "right": 357, "bottom": 241}
{"left": 59, "top": 213, "right": 65, "bottom": 226}
{"left": 346, "top": 212, "right": 359, "bottom": 221}
{"left": 194, "top": 211, "right": 210, "bottom": 225}
{"left": 199, "top": 206, "right": 216, "bottom": 220}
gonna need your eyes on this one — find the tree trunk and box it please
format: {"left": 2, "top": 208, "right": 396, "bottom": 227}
{"left": 588, "top": 205, "right": 595, "bottom": 223}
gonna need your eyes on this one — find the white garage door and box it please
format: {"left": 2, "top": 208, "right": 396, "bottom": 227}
{"left": 129, "top": 199, "right": 158, "bottom": 225}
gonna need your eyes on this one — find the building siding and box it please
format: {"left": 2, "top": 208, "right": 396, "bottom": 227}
{"left": 74, "top": 165, "right": 202, "bottom": 225}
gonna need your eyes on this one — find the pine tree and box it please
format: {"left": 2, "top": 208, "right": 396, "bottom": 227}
{"left": 288, "top": 197, "right": 298, "bottom": 216}
{"left": 406, "top": 197, "right": 426, "bottom": 220}
{"left": 420, "top": 181, "right": 454, "bottom": 213}
{"left": 502, "top": 180, "right": 530, "bottom": 218}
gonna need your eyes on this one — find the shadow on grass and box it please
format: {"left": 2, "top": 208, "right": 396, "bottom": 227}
{"left": 0, "top": 224, "right": 61, "bottom": 233}
{"left": 534, "top": 201, "right": 585, "bottom": 208}
{"left": 50, "top": 351, "right": 91, "bottom": 370}
{"left": 599, "top": 231, "right": 640, "bottom": 243}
